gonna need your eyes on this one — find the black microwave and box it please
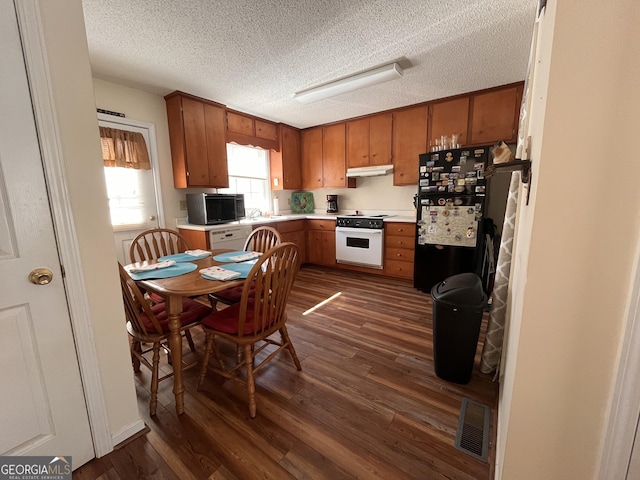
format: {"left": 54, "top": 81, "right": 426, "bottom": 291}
{"left": 186, "top": 193, "right": 246, "bottom": 225}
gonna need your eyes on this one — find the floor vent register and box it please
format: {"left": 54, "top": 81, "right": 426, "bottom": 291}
{"left": 454, "top": 398, "right": 490, "bottom": 462}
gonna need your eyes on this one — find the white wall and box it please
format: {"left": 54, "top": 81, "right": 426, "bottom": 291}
{"left": 498, "top": 1, "right": 640, "bottom": 478}
{"left": 37, "top": 0, "right": 140, "bottom": 443}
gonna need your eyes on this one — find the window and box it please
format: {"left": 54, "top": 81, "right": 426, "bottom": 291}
{"left": 103, "top": 166, "right": 148, "bottom": 228}
{"left": 220, "top": 143, "right": 271, "bottom": 213}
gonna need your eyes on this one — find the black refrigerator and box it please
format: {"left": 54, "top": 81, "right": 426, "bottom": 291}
{"left": 413, "top": 146, "right": 490, "bottom": 293}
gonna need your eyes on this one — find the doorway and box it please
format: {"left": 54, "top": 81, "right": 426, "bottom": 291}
{"left": 98, "top": 114, "right": 164, "bottom": 264}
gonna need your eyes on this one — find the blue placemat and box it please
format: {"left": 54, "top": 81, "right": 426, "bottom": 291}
{"left": 128, "top": 262, "right": 197, "bottom": 281}
{"left": 201, "top": 262, "right": 253, "bottom": 281}
{"left": 212, "top": 251, "right": 251, "bottom": 263}
{"left": 158, "top": 252, "right": 210, "bottom": 262}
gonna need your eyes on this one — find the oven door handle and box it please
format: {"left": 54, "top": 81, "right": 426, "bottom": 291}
{"left": 335, "top": 227, "right": 383, "bottom": 235}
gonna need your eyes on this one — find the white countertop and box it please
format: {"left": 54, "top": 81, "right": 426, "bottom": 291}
{"left": 176, "top": 213, "right": 415, "bottom": 231}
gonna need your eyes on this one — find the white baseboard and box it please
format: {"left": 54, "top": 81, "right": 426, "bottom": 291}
{"left": 110, "top": 418, "right": 147, "bottom": 450}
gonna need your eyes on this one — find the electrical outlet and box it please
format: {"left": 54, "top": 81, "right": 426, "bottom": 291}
{"left": 179, "top": 200, "right": 187, "bottom": 210}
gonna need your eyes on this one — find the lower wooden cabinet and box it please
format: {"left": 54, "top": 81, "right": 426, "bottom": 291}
{"left": 384, "top": 222, "right": 415, "bottom": 280}
{"left": 274, "top": 219, "right": 306, "bottom": 263}
{"left": 306, "top": 219, "right": 336, "bottom": 266}
{"left": 178, "top": 228, "right": 209, "bottom": 250}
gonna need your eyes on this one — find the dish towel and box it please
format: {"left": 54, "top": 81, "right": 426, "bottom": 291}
{"left": 184, "top": 249, "right": 211, "bottom": 257}
{"left": 200, "top": 266, "right": 242, "bottom": 281}
{"left": 127, "top": 260, "right": 176, "bottom": 273}
{"left": 229, "top": 251, "right": 261, "bottom": 262}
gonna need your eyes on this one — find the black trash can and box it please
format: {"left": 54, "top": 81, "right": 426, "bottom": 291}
{"left": 430, "top": 273, "right": 487, "bottom": 384}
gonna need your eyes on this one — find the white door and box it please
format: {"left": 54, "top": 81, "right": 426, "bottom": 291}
{"left": 98, "top": 116, "right": 163, "bottom": 264}
{"left": 0, "top": 1, "right": 94, "bottom": 464}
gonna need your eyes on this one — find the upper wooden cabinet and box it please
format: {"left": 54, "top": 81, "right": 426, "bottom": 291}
{"left": 469, "top": 84, "right": 522, "bottom": 145}
{"left": 226, "top": 110, "right": 279, "bottom": 150}
{"left": 301, "top": 127, "right": 323, "bottom": 190}
{"left": 323, "top": 123, "right": 355, "bottom": 188}
{"left": 428, "top": 97, "right": 470, "bottom": 150}
{"left": 301, "top": 124, "right": 355, "bottom": 189}
{"left": 393, "top": 106, "right": 428, "bottom": 186}
{"left": 270, "top": 124, "right": 301, "bottom": 190}
{"left": 165, "top": 91, "right": 228, "bottom": 188}
{"left": 346, "top": 112, "right": 392, "bottom": 168}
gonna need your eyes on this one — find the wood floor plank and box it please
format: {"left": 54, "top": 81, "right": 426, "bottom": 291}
{"left": 75, "top": 265, "right": 499, "bottom": 480}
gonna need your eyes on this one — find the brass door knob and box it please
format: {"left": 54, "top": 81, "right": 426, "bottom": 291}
{"left": 29, "top": 268, "right": 53, "bottom": 285}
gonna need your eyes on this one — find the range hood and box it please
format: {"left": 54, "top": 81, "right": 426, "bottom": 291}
{"left": 346, "top": 164, "right": 394, "bottom": 178}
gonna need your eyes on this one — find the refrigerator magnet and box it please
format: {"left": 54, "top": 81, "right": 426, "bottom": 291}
{"left": 428, "top": 225, "right": 437, "bottom": 234}
{"left": 438, "top": 198, "right": 446, "bottom": 206}
{"left": 477, "top": 170, "right": 484, "bottom": 179}
{"left": 419, "top": 179, "right": 429, "bottom": 186}
{"left": 445, "top": 152, "right": 454, "bottom": 162}
{"left": 475, "top": 186, "right": 486, "bottom": 193}
{"left": 451, "top": 165, "right": 461, "bottom": 172}
{"left": 474, "top": 162, "right": 484, "bottom": 170}
{"left": 420, "top": 166, "right": 427, "bottom": 173}
{"left": 418, "top": 235, "right": 426, "bottom": 245}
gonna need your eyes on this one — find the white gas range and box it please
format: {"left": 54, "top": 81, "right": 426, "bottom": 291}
{"left": 335, "top": 215, "right": 391, "bottom": 269}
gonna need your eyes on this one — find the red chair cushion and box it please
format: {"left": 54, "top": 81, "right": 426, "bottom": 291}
{"left": 201, "top": 300, "right": 257, "bottom": 335}
{"left": 141, "top": 297, "right": 211, "bottom": 333}
{"left": 209, "top": 285, "right": 244, "bottom": 304}
{"left": 209, "top": 284, "right": 257, "bottom": 305}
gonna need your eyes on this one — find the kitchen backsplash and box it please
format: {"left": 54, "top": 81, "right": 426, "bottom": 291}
{"left": 273, "top": 174, "right": 417, "bottom": 216}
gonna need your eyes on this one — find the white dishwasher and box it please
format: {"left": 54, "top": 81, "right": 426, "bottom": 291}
{"left": 209, "top": 225, "right": 253, "bottom": 251}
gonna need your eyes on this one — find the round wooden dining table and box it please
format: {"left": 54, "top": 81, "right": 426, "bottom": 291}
{"left": 126, "top": 249, "right": 245, "bottom": 415}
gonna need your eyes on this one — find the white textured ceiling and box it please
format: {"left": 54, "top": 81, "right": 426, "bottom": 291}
{"left": 81, "top": 0, "right": 537, "bottom": 129}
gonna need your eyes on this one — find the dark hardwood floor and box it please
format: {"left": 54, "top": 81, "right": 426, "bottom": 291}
{"left": 74, "top": 265, "right": 498, "bottom": 480}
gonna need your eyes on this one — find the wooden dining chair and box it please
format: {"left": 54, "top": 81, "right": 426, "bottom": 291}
{"left": 197, "top": 242, "right": 302, "bottom": 418}
{"left": 129, "top": 227, "right": 190, "bottom": 263}
{"left": 208, "top": 225, "right": 282, "bottom": 309}
{"left": 129, "top": 227, "right": 199, "bottom": 350}
{"left": 118, "top": 262, "right": 211, "bottom": 416}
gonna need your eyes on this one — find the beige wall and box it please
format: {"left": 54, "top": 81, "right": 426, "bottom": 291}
{"left": 498, "top": 1, "right": 640, "bottom": 478}
{"left": 37, "top": 0, "right": 140, "bottom": 439}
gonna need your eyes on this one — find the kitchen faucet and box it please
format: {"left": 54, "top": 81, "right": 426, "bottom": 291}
{"left": 248, "top": 208, "right": 262, "bottom": 219}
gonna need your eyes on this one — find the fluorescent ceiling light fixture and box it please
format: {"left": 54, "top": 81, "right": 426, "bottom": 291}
{"left": 293, "top": 63, "right": 403, "bottom": 104}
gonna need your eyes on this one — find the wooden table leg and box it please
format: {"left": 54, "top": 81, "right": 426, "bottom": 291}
{"left": 166, "top": 295, "right": 185, "bottom": 415}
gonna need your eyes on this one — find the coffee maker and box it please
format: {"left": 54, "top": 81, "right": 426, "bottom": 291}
{"left": 326, "top": 194, "right": 338, "bottom": 213}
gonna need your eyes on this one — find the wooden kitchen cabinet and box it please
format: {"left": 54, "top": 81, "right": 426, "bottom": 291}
{"left": 226, "top": 110, "right": 279, "bottom": 150}
{"left": 270, "top": 124, "right": 302, "bottom": 190}
{"left": 178, "top": 228, "right": 209, "bottom": 250}
{"left": 469, "top": 84, "right": 522, "bottom": 145}
{"left": 429, "top": 96, "right": 470, "bottom": 149}
{"left": 384, "top": 222, "right": 415, "bottom": 280}
{"left": 346, "top": 112, "right": 392, "bottom": 168}
{"left": 306, "top": 219, "right": 336, "bottom": 266}
{"left": 275, "top": 219, "right": 306, "bottom": 263}
{"left": 323, "top": 123, "right": 352, "bottom": 188}
{"left": 165, "top": 91, "right": 228, "bottom": 188}
{"left": 301, "top": 124, "right": 355, "bottom": 190}
{"left": 392, "top": 106, "right": 428, "bottom": 186}
{"left": 301, "top": 127, "right": 323, "bottom": 190}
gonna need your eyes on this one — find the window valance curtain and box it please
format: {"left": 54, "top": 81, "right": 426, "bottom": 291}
{"left": 100, "top": 126, "right": 151, "bottom": 170}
